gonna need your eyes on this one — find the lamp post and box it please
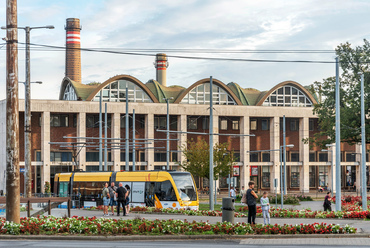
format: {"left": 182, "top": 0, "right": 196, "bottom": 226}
{"left": 163, "top": 97, "right": 174, "bottom": 171}
{"left": 2, "top": 25, "right": 54, "bottom": 198}
{"left": 359, "top": 72, "right": 367, "bottom": 211}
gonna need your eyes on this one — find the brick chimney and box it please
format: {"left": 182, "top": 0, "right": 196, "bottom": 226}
{"left": 65, "top": 18, "right": 82, "bottom": 83}
{"left": 154, "top": 53, "right": 169, "bottom": 86}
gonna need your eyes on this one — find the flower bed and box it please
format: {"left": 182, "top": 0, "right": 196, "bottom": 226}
{"left": 0, "top": 216, "right": 356, "bottom": 235}
{"left": 131, "top": 206, "right": 370, "bottom": 220}
{"left": 332, "top": 196, "right": 370, "bottom": 211}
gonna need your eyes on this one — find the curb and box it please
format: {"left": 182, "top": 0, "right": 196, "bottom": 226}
{"left": 0, "top": 233, "right": 368, "bottom": 241}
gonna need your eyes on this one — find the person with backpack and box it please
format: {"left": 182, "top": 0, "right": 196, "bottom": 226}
{"left": 323, "top": 192, "right": 332, "bottom": 211}
{"left": 108, "top": 182, "right": 117, "bottom": 215}
{"left": 246, "top": 181, "right": 258, "bottom": 225}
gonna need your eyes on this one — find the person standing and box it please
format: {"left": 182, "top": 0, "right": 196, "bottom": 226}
{"left": 323, "top": 192, "right": 332, "bottom": 211}
{"left": 108, "top": 182, "right": 117, "bottom": 215}
{"left": 240, "top": 186, "right": 246, "bottom": 198}
{"left": 230, "top": 187, "right": 237, "bottom": 199}
{"left": 260, "top": 191, "right": 270, "bottom": 225}
{"left": 116, "top": 182, "right": 127, "bottom": 216}
{"left": 102, "top": 182, "right": 110, "bottom": 216}
{"left": 246, "top": 181, "right": 258, "bottom": 225}
{"left": 125, "top": 184, "right": 131, "bottom": 216}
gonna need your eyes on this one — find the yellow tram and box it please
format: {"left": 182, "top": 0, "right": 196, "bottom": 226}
{"left": 54, "top": 171, "right": 199, "bottom": 210}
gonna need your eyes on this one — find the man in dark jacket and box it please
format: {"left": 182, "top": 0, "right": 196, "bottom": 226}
{"left": 116, "top": 182, "right": 127, "bottom": 216}
{"left": 246, "top": 181, "right": 258, "bottom": 225}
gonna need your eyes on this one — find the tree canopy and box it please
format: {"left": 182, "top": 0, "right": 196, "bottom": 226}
{"left": 178, "top": 139, "right": 235, "bottom": 180}
{"left": 307, "top": 39, "right": 370, "bottom": 148}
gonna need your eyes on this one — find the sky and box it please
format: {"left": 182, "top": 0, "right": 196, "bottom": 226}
{"left": 0, "top": 0, "right": 370, "bottom": 100}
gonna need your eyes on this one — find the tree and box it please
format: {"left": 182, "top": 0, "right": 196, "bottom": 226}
{"left": 306, "top": 39, "right": 370, "bottom": 148}
{"left": 178, "top": 139, "right": 235, "bottom": 180}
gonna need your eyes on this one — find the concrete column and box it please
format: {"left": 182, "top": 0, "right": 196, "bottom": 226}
{"left": 299, "top": 117, "right": 309, "bottom": 193}
{"left": 41, "top": 111, "right": 50, "bottom": 193}
{"left": 270, "top": 116, "right": 280, "bottom": 192}
{"left": 77, "top": 112, "right": 86, "bottom": 171}
{"left": 355, "top": 143, "right": 361, "bottom": 191}
{"left": 146, "top": 114, "right": 154, "bottom": 170}
{"left": 328, "top": 143, "right": 336, "bottom": 193}
{"left": 240, "top": 116, "right": 250, "bottom": 189}
{"left": 112, "top": 112, "right": 121, "bottom": 171}
{"left": 177, "top": 114, "right": 187, "bottom": 169}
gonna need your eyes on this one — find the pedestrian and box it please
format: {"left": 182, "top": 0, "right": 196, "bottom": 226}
{"left": 125, "top": 184, "right": 131, "bottom": 216}
{"left": 116, "top": 182, "right": 127, "bottom": 216}
{"left": 260, "top": 191, "right": 270, "bottom": 225}
{"left": 240, "top": 186, "right": 246, "bottom": 198}
{"left": 246, "top": 181, "right": 258, "bottom": 225}
{"left": 323, "top": 192, "right": 332, "bottom": 211}
{"left": 230, "top": 187, "right": 237, "bottom": 199}
{"left": 102, "top": 182, "right": 110, "bottom": 216}
{"left": 108, "top": 182, "right": 117, "bottom": 215}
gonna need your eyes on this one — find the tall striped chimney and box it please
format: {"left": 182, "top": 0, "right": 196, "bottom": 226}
{"left": 65, "top": 18, "right": 82, "bottom": 83}
{"left": 154, "top": 53, "right": 169, "bottom": 86}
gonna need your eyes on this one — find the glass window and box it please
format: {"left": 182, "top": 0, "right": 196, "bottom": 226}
{"left": 171, "top": 173, "right": 197, "bottom": 201}
{"left": 232, "top": 120, "right": 239, "bottom": 130}
{"left": 250, "top": 119, "right": 257, "bottom": 130}
{"left": 153, "top": 180, "right": 177, "bottom": 201}
{"left": 318, "top": 153, "right": 328, "bottom": 162}
{"left": 180, "top": 83, "right": 237, "bottom": 105}
{"left": 86, "top": 152, "right": 99, "bottom": 162}
{"left": 290, "top": 166, "right": 300, "bottom": 187}
{"left": 202, "top": 118, "right": 209, "bottom": 130}
{"left": 120, "top": 152, "right": 133, "bottom": 162}
{"left": 250, "top": 153, "right": 259, "bottom": 162}
{"left": 187, "top": 117, "right": 198, "bottom": 130}
{"left": 63, "top": 82, "right": 78, "bottom": 101}
{"left": 309, "top": 152, "right": 316, "bottom": 162}
{"left": 346, "top": 153, "right": 356, "bottom": 162}
{"left": 93, "top": 80, "right": 153, "bottom": 103}
{"left": 154, "top": 152, "right": 166, "bottom": 162}
{"left": 50, "top": 152, "right": 72, "bottom": 162}
{"left": 262, "top": 153, "right": 270, "bottom": 162}
{"left": 262, "top": 85, "right": 313, "bottom": 107}
{"left": 261, "top": 119, "right": 269, "bottom": 131}
{"left": 291, "top": 152, "right": 300, "bottom": 162}
{"left": 36, "top": 151, "right": 41, "bottom": 162}
{"left": 262, "top": 166, "right": 270, "bottom": 188}
{"left": 220, "top": 119, "right": 227, "bottom": 130}
{"left": 290, "top": 119, "right": 299, "bottom": 131}
{"left": 318, "top": 166, "right": 328, "bottom": 187}
{"left": 50, "top": 115, "right": 69, "bottom": 127}
{"left": 309, "top": 166, "right": 316, "bottom": 187}
{"left": 234, "top": 152, "right": 240, "bottom": 162}
{"left": 309, "top": 119, "right": 314, "bottom": 131}
{"left": 120, "top": 115, "right": 133, "bottom": 128}
{"left": 154, "top": 116, "right": 167, "bottom": 129}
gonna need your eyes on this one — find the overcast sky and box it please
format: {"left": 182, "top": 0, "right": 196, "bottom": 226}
{"left": 0, "top": 0, "right": 369, "bottom": 100}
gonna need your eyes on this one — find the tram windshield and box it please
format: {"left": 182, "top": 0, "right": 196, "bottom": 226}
{"left": 172, "top": 173, "right": 197, "bottom": 201}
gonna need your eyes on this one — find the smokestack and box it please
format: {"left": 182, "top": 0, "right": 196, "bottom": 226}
{"left": 154, "top": 53, "right": 169, "bottom": 86}
{"left": 65, "top": 18, "right": 82, "bottom": 83}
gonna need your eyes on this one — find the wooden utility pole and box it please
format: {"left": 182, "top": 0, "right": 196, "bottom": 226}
{"left": 6, "top": 0, "right": 20, "bottom": 223}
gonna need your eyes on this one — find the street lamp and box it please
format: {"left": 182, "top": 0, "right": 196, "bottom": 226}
{"left": 1, "top": 25, "right": 54, "bottom": 198}
{"left": 163, "top": 97, "right": 174, "bottom": 171}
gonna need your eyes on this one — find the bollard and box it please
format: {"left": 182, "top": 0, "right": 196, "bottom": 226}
{"left": 222, "top": 197, "right": 235, "bottom": 224}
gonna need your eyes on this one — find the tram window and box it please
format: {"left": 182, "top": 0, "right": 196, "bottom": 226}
{"left": 153, "top": 181, "right": 176, "bottom": 201}
{"left": 172, "top": 174, "right": 197, "bottom": 201}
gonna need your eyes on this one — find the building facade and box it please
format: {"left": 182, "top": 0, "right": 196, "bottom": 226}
{"left": 0, "top": 18, "right": 369, "bottom": 195}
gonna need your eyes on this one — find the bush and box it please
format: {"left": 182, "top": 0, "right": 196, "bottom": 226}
{"left": 296, "top": 195, "right": 313, "bottom": 201}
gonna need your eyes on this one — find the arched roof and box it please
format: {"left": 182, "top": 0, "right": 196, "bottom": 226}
{"left": 256, "top": 80, "right": 318, "bottom": 106}
{"left": 59, "top": 77, "right": 97, "bottom": 100}
{"left": 85, "top": 75, "right": 159, "bottom": 103}
{"left": 174, "top": 78, "right": 243, "bottom": 105}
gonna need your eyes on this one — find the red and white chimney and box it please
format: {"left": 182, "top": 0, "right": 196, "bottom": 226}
{"left": 154, "top": 53, "right": 169, "bottom": 87}
{"left": 65, "top": 18, "right": 82, "bottom": 83}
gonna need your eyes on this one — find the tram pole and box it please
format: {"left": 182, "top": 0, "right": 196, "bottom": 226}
{"left": 209, "top": 76, "right": 214, "bottom": 210}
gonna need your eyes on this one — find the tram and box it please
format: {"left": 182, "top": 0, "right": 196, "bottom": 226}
{"left": 54, "top": 171, "right": 199, "bottom": 210}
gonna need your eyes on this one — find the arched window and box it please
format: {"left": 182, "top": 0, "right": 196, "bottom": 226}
{"left": 262, "top": 85, "right": 313, "bottom": 107}
{"left": 63, "top": 82, "right": 77, "bottom": 101}
{"left": 180, "top": 83, "right": 236, "bottom": 105}
{"left": 93, "top": 80, "right": 153, "bottom": 102}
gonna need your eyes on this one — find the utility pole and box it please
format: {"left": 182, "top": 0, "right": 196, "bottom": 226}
{"left": 6, "top": 0, "right": 20, "bottom": 223}
{"left": 209, "top": 76, "right": 214, "bottom": 210}
{"left": 360, "top": 73, "right": 367, "bottom": 210}
{"left": 133, "top": 109, "right": 136, "bottom": 171}
{"left": 99, "top": 91, "right": 102, "bottom": 171}
{"left": 24, "top": 26, "right": 31, "bottom": 197}
{"left": 335, "top": 57, "right": 341, "bottom": 211}
{"left": 104, "top": 103, "right": 108, "bottom": 171}
{"left": 283, "top": 115, "right": 287, "bottom": 195}
{"left": 125, "top": 86, "right": 129, "bottom": 171}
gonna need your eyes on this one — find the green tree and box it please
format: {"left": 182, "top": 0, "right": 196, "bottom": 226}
{"left": 306, "top": 39, "right": 370, "bottom": 148}
{"left": 178, "top": 139, "right": 235, "bottom": 180}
